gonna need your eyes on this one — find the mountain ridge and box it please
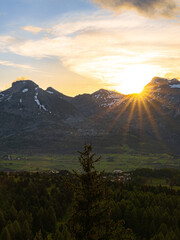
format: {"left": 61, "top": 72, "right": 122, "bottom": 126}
{"left": 0, "top": 77, "right": 179, "bottom": 154}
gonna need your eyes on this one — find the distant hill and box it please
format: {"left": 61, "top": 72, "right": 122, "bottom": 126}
{"left": 0, "top": 77, "right": 179, "bottom": 154}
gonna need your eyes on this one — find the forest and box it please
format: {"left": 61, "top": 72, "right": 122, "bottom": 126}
{"left": 0, "top": 146, "right": 180, "bottom": 240}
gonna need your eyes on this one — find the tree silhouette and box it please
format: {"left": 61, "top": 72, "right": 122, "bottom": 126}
{"left": 68, "top": 144, "right": 114, "bottom": 240}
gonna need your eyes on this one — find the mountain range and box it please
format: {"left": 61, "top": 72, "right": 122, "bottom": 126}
{"left": 0, "top": 77, "right": 180, "bottom": 154}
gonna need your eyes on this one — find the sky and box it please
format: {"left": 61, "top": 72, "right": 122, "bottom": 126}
{"left": 0, "top": 0, "right": 180, "bottom": 95}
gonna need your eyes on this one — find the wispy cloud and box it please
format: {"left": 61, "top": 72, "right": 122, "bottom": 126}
{"left": 0, "top": 36, "right": 15, "bottom": 52}
{"left": 91, "top": 0, "right": 179, "bottom": 18}
{"left": 1, "top": 12, "right": 180, "bottom": 92}
{"left": 23, "top": 25, "right": 43, "bottom": 34}
{"left": 0, "top": 60, "right": 34, "bottom": 70}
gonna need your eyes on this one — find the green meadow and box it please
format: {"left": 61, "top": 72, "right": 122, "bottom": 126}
{"left": 0, "top": 152, "right": 179, "bottom": 172}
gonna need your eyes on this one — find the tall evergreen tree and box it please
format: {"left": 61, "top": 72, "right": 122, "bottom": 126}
{"left": 67, "top": 144, "right": 114, "bottom": 240}
{"left": 0, "top": 227, "right": 11, "bottom": 240}
{"left": 12, "top": 220, "right": 22, "bottom": 240}
{"left": 0, "top": 211, "right": 5, "bottom": 232}
{"left": 34, "top": 230, "right": 44, "bottom": 240}
{"left": 43, "top": 206, "right": 56, "bottom": 233}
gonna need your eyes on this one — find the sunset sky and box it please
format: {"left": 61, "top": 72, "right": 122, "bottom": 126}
{"left": 0, "top": 0, "right": 180, "bottom": 95}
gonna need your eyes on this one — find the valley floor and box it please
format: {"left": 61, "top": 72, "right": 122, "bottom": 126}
{"left": 0, "top": 152, "right": 179, "bottom": 172}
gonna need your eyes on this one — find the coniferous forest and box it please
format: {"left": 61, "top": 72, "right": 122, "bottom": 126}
{"left": 0, "top": 146, "right": 180, "bottom": 240}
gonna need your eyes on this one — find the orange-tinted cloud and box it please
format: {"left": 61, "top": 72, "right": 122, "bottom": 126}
{"left": 0, "top": 60, "right": 33, "bottom": 70}
{"left": 23, "top": 25, "right": 43, "bottom": 34}
{"left": 91, "top": 0, "right": 179, "bottom": 18}
{"left": 15, "top": 76, "right": 30, "bottom": 81}
{"left": 1, "top": 12, "right": 180, "bottom": 94}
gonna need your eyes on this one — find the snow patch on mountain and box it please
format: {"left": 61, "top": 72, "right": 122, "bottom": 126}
{"left": 169, "top": 84, "right": 180, "bottom": 89}
{"left": 34, "top": 88, "right": 47, "bottom": 111}
{"left": 92, "top": 89, "right": 123, "bottom": 108}
{"left": 47, "top": 91, "right": 54, "bottom": 94}
{"left": 22, "top": 88, "right": 29, "bottom": 93}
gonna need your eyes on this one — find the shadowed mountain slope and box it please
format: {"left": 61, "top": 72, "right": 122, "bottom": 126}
{"left": 0, "top": 78, "right": 179, "bottom": 154}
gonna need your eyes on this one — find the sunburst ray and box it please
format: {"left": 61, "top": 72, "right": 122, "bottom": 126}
{"left": 141, "top": 96, "right": 161, "bottom": 140}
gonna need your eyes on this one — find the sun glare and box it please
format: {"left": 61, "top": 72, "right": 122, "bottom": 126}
{"left": 72, "top": 55, "right": 164, "bottom": 96}
{"left": 114, "top": 64, "right": 162, "bottom": 94}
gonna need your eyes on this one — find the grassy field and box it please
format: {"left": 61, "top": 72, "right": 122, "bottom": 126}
{"left": 0, "top": 152, "right": 180, "bottom": 172}
{"left": 137, "top": 177, "right": 180, "bottom": 191}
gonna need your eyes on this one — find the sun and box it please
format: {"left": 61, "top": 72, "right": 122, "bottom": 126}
{"left": 114, "top": 64, "right": 162, "bottom": 94}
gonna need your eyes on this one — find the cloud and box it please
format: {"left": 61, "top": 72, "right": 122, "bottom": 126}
{"left": 2, "top": 12, "right": 180, "bottom": 92}
{"left": 0, "top": 60, "right": 34, "bottom": 70}
{"left": 91, "top": 0, "right": 179, "bottom": 18}
{"left": 23, "top": 25, "right": 43, "bottom": 34}
{"left": 15, "top": 76, "right": 30, "bottom": 81}
{"left": 0, "top": 36, "right": 15, "bottom": 52}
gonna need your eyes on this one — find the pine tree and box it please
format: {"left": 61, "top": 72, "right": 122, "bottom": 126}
{"left": 43, "top": 206, "right": 56, "bottom": 233}
{"left": 67, "top": 144, "right": 113, "bottom": 240}
{"left": 22, "top": 220, "right": 32, "bottom": 240}
{"left": 0, "top": 211, "right": 5, "bottom": 232}
{"left": 34, "top": 230, "right": 44, "bottom": 240}
{"left": 12, "top": 220, "right": 22, "bottom": 240}
{"left": 0, "top": 227, "right": 11, "bottom": 240}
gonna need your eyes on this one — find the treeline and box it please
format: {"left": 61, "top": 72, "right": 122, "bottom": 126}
{"left": 132, "top": 168, "right": 180, "bottom": 186}
{"left": 0, "top": 171, "right": 72, "bottom": 240}
{"left": 112, "top": 183, "right": 180, "bottom": 239}
{"left": 0, "top": 170, "right": 180, "bottom": 239}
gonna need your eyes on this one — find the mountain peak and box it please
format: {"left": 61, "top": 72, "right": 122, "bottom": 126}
{"left": 144, "top": 77, "right": 180, "bottom": 91}
{"left": 46, "top": 87, "right": 56, "bottom": 92}
{"left": 12, "top": 80, "right": 38, "bottom": 87}
{"left": 46, "top": 87, "right": 62, "bottom": 95}
{"left": 148, "top": 77, "right": 179, "bottom": 85}
{"left": 92, "top": 88, "right": 123, "bottom": 97}
{"left": 11, "top": 80, "right": 38, "bottom": 93}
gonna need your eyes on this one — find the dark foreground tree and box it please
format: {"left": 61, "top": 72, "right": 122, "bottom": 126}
{"left": 67, "top": 144, "right": 113, "bottom": 240}
{"left": 67, "top": 144, "right": 135, "bottom": 240}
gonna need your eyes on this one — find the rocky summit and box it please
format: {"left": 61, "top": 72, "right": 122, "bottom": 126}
{"left": 0, "top": 77, "right": 179, "bottom": 154}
